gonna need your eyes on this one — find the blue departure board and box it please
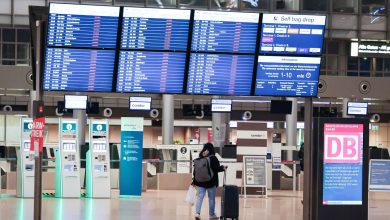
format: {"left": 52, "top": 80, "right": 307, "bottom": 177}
{"left": 47, "top": 3, "right": 120, "bottom": 48}
{"left": 43, "top": 48, "right": 115, "bottom": 92}
{"left": 116, "top": 51, "right": 186, "bottom": 93}
{"left": 192, "top": 11, "right": 259, "bottom": 53}
{"left": 187, "top": 53, "right": 254, "bottom": 95}
{"left": 121, "top": 7, "right": 191, "bottom": 51}
{"left": 260, "top": 14, "right": 326, "bottom": 55}
{"left": 255, "top": 56, "right": 321, "bottom": 97}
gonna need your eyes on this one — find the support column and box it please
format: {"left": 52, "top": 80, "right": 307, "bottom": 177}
{"left": 342, "top": 98, "right": 351, "bottom": 118}
{"left": 303, "top": 97, "right": 314, "bottom": 220}
{"left": 286, "top": 97, "right": 297, "bottom": 160}
{"left": 212, "top": 97, "right": 230, "bottom": 149}
{"left": 162, "top": 94, "right": 174, "bottom": 145}
{"left": 29, "top": 91, "right": 37, "bottom": 118}
{"left": 73, "top": 109, "right": 86, "bottom": 146}
{"left": 33, "top": 20, "right": 44, "bottom": 220}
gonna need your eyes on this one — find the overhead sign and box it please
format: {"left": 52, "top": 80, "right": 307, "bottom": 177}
{"left": 211, "top": 99, "right": 232, "bottom": 112}
{"left": 255, "top": 56, "right": 321, "bottom": 97}
{"left": 260, "top": 14, "right": 326, "bottom": 55}
{"left": 323, "top": 123, "right": 364, "bottom": 205}
{"left": 347, "top": 102, "right": 368, "bottom": 116}
{"left": 351, "top": 41, "right": 390, "bottom": 57}
{"left": 369, "top": 159, "right": 390, "bottom": 191}
{"left": 129, "top": 97, "right": 152, "bottom": 111}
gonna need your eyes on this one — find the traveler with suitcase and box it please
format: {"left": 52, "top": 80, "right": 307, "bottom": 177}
{"left": 192, "top": 143, "right": 226, "bottom": 220}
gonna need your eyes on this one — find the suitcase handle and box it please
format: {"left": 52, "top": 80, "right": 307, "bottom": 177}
{"left": 223, "top": 170, "right": 226, "bottom": 185}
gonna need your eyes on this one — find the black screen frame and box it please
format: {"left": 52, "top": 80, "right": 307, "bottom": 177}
{"left": 185, "top": 10, "right": 261, "bottom": 96}
{"left": 115, "top": 7, "right": 192, "bottom": 95}
{"left": 43, "top": 3, "right": 120, "bottom": 93}
{"left": 315, "top": 117, "right": 369, "bottom": 220}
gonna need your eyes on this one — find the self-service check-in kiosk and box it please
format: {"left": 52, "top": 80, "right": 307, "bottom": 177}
{"left": 17, "top": 118, "right": 34, "bottom": 198}
{"left": 56, "top": 118, "right": 81, "bottom": 198}
{"left": 86, "top": 119, "right": 110, "bottom": 198}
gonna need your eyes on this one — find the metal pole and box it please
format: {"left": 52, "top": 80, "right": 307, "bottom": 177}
{"left": 162, "top": 94, "right": 174, "bottom": 145}
{"left": 293, "top": 163, "right": 296, "bottom": 192}
{"left": 286, "top": 97, "right": 298, "bottom": 160}
{"left": 33, "top": 20, "right": 43, "bottom": 220}
{"left": 303, "top": 97, "right": 313, "bottom": 220}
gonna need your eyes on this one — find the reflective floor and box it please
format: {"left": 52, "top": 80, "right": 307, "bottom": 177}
{"left": 0, "top": 190, "right": 389, "bottom": 220}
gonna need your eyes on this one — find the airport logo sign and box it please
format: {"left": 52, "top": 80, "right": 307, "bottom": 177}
{"left": 324, "top": 123, "right": 363, "bottom": 164}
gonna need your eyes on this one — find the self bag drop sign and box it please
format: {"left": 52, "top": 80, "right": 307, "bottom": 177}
{"left": 323, "top": 123, "right": 363, "bottom": 205}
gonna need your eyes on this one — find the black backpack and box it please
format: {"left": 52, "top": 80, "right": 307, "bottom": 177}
{"left": 194, "top": 156, "right": 214, "bottom": 182}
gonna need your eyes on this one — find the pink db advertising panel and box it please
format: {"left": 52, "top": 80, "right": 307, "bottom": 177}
{"left": 323, "top": 123, "right": 364, "bottom": 205}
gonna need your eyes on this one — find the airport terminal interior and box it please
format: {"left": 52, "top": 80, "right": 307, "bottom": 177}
{"left": 1, "top": 0, "right": 390, "bottom": 220}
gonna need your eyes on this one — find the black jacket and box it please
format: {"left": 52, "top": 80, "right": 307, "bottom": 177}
{"left": 298, "top": 145, "right": 304, "bottom": 171}
{"left": 192, "top": 155, "right": 225, "bottom": 188}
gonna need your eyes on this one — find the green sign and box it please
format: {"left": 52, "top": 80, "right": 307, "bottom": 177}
{"left": 23, "top": 122, "right": 33, "bottom": 133}
{"left": 62, "top": 123, "right": 77, "bottom": 134}
{"left": 372, "top": 125, "right": 380, "bottom": 131}
{"left": 92, "top": 123, "right": 107, "bottom": 135}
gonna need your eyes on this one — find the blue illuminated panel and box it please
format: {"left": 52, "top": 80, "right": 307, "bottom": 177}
{"left": 116, "top": 51, "right": 186, "bottom": 93}
{"left": 121, "top": 8, "right": 190, "bottom": 51}
{"left": 255, "top": 56, "right": 321, "bottom": 97}
{"left": 47, "top": 3, "right": 119, "bottom": 48}
{"left": 260, "top": 14, "right": 326, "bottom": 55}
{"left": 192, "top": 11, "right": 259, "bottom": 53}
{"left": 43, "top": 48, "right": 115, "bottom": 92}
{"left": 187, "top": 53, "right": 254, "bottom": 95}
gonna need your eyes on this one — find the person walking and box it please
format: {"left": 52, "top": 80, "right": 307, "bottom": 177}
{"left": 192, "top": 143, "right": 226, "bottom": 220}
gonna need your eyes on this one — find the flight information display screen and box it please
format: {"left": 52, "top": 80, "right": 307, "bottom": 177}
{"left": 47, "top": 3, "right": 120, "bottom": 48}
{"left": 116, "top": 51, "right": 186, "bottom": 93}
{"left": 260, "top": 14, "right": 326, "bottom": 55}
{"left": 121, "top": 7, "right": 191, "bottom": 51}
{"left": 43, "top": 48, "right": 115, "bottom": 92}
{"left": 187, "top": 53, "right": 254, "bottom": 95}
{"left": 192, "top": 11, "right": 259, "bottom": 53}
{"left": 255, "top": 56, "right": 321, "bottom": 97}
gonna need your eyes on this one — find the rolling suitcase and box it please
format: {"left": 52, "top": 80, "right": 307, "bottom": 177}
{"left": 220, "top": 171, "right": 239, "bottom": 220}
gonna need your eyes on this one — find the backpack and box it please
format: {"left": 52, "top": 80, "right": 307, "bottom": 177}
{"left": 194, "top": 156, "right": 214, "bottom": 182}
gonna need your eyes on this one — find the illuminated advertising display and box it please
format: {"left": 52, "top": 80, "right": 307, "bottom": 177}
{"left": 322, "top": 123, "right": 364, "bottom": 205}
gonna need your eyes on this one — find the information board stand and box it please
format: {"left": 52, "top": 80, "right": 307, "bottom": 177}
{"left": 313, "top": 118, "right": 369, "bottom": 220}
{"left": 120, "top": 117, "right": 144, "bottom": 197}
{"left": 242, "top": 156, "right": 267, "bottom": 198}
{"left": 369, "top": 159, "right": 390, "bottom": 191}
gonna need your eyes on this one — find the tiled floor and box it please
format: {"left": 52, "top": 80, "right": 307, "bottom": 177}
{"left": 0, "top": 190, "right": 389, "bottom": 220}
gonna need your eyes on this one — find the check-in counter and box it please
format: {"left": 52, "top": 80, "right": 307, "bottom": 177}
{"left": 157, "top": 173, "right": 192, "bottom": 190}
